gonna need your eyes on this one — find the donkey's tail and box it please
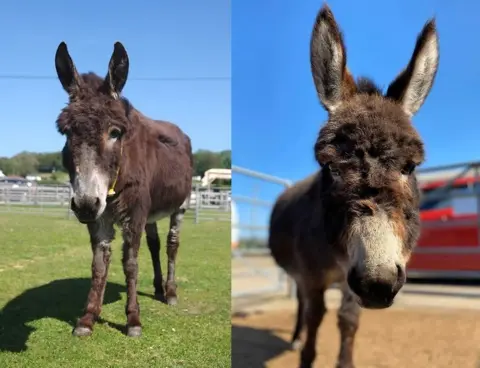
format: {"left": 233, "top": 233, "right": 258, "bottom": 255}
{"left": 184, "top": 133, "right": 194, "bottom": 213}
{"left": 180, "top": 191, "right": 192, "bottom": 212}
{"left": 291, "top": 285, "right": 303, "bottom": 350}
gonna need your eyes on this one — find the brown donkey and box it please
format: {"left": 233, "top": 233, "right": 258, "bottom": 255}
{"left": 54, "top": 42, "right": 193, "bottom": 337}
{"left": 268, "top": 4, "right": 439, "bottom": 368}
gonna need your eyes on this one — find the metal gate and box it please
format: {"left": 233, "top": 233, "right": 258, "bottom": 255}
{"left": 231, "top": 165, "right": 295, "bottom": 298}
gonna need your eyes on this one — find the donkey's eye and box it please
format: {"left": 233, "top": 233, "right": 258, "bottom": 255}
{"left": 108, "top": 128, "right": 122, "bottom": 140}
{"left": 401, "top": 162, "right": 416, "bottom": 176}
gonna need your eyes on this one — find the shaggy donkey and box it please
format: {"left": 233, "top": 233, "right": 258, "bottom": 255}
{"left": 54, "top": 42, "right": 193, "bottom": 337}
{"left": 268, "top": 4, "right": 439, "bottom": 367}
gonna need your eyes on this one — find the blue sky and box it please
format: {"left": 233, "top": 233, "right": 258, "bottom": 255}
{"left": 0, "top": 0, "right": 230, "bottom": 157}
{"left": 232, "top": 0, "right": 480, "bottom": 239}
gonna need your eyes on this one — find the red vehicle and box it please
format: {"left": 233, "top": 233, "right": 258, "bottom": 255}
{"left": 408, "top": 163, "right": 480, "bottom": 279}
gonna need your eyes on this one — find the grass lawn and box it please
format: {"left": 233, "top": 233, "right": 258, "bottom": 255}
{"left": 0, "top": 214, "right": 231, "bottom": 367}
{"left": 0, "top": 206, "right": 230, "bottom": 222}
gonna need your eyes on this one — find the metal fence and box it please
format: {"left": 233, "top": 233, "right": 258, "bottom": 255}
{"left": 0, "top": 183, "right": 231, "bottom": 223}
{"left": 231, "top": 165, "right": 294, "bottom": 298}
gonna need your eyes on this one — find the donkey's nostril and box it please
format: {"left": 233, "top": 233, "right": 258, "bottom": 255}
{"left": 94, "top": 197, "right": 101, "bottom": 209}
{"left": 396, "top": 264, "right": 406, "bottom": 285}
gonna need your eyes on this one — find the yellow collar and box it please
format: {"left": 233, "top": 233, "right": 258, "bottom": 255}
{"left": 107, "top": 140, "right": 123, "bottom": 197}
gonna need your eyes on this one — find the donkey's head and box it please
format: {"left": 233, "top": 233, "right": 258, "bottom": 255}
{"left": 312, "top": 5, "right": 438, "bottom": 308}
{"left": 55, "top": 42, "right": 131, "bottom": 223}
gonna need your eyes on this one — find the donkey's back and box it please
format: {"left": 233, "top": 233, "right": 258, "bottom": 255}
{"left": 133, "top": 114, "right": 193, "bottom": 219}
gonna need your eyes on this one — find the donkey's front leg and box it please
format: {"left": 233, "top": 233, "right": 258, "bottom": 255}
{"left": 299, "top": 288, "right": 326, "bottom": 368}
{"left": 73, "top": 219, "right": 115, "bottom": 336}
{"left": 335, "top": 282, "right": 360, "bottom": 368}
{"left": 122, "top": 223, "right": 144, "bottom": 337}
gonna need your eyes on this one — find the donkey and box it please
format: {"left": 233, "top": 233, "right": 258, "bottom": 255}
{"left": 54, "top": 41, "right": 193, "bottom": 337}
{"left": 268, "top": 4, "right": 438, "bottom": 368}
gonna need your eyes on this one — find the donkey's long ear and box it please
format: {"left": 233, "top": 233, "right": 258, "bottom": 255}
{"left": 55, "top": 42, "right": 81, "bottom": 97}
{"left": 386, "top": 20, "right": 439, "bottom": 117}
{"left": 310, "top": 4, "right": 356, "bottom": 113}
{"left": 105, "top": 42, "right": 129, "bottom": 99}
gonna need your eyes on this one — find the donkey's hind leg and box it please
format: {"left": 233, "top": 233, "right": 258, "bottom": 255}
{"left": 335, "top": 282, "right": 360, "bottom": 368}
{"left": 299, "top": 287, "right": 326, "bottom": 368}
{"left": 145, "top": 222, "right": 165, "bottom": 302}
{"left": 165, "top": 208, "right": 186, "bottom": 306}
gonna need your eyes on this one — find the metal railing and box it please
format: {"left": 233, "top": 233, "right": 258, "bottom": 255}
{"left": 417, "top": 161, "right": 480, "bottom": 215}
{"left": 231, "top": 165, "right": 294, "bottom": 298}
{"left": 0, "top": 183, "right": 231, "bottom": 223}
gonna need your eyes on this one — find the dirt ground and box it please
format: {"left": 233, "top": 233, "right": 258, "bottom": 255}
{"left": 232, "top": 306, "right": 480, "bottom": 368}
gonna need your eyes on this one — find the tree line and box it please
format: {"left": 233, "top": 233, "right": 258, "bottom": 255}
{"left": 0, "top": 149, "right": 231, "bottom": 179}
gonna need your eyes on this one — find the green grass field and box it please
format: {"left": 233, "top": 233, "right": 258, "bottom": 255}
{"left": 0, "top": 206, "right": 231, "bottom": 223}
{"left": 0, "top": 214, "right": 231, "bottom": 368}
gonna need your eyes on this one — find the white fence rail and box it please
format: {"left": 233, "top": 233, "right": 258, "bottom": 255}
{"left": 0, "top": 183, "right": 231, "bottom": 223}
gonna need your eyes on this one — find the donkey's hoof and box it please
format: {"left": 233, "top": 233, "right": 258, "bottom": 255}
{"left": 154, "top": 292, "right": 167, "bottom": 303}
{"left": 127, "top": 326, "right": 142, "bottom": 337}
{"left": 167, "top": 296, "right": 178, "bottom": 306}
{"left": 291, "top": 339, "right": 302, "bottom": 350}
{"left": 336, "top": 364, "right": 355, "bottom": 368}
{"left": 72, "top": 326, "right": 92, "bottom": 337}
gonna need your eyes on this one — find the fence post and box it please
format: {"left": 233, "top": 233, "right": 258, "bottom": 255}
{"left": 40, "top": 186, "right": 44, "bottom": 213}
{"left": 194, "top": 185, "right": 200, "bottom": 224}
{"left": 33, "top": 186, "right": 38, "bottom": 206}
{"left": 6, "top": 187, "right": 10, "bottom": 212}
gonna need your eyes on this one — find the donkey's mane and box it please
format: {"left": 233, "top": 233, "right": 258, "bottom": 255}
{"left": 355, "top": 77, "right": 382, "bottom": 96}
{"left": 74, "top": 72, "right": 181, "bottom": 149}
{"left": 80, "top": 72, "right": 104, "bottom": 88}
{"left": 77, "top": 72, "right": 133, "bottom": 116}
{"left": 74, "top": 72, "right": 108, "bottom": 96}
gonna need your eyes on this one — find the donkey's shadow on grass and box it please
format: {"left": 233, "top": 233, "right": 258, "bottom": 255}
{"left": 0, "top": 277, "right": 158, "bottom": 353}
